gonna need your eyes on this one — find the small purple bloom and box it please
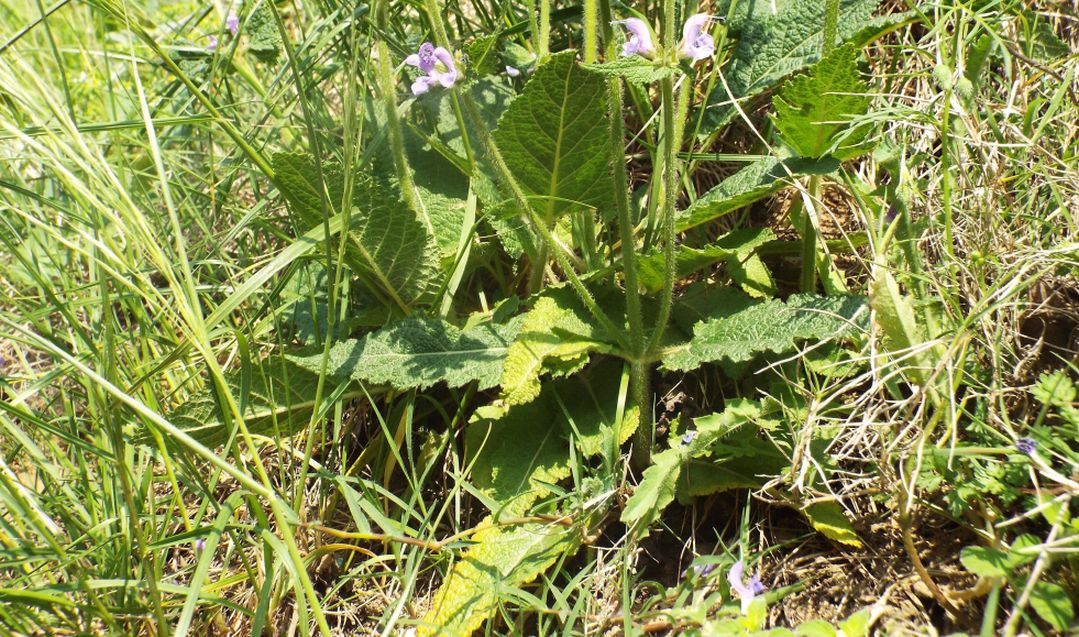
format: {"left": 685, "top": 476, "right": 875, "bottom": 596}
{"left": 614, "top": 18, "right": 655, "bottom": 58}
{"left": 728, "top": 560, "right": 766, "bottom": 614}
{"left": 692, "top": 562, "right": 717, "bottom": 577}
{"left": 682, "top": 430, "right": 698, "bottom": 446}
{"left": 505, "top": 65, "right": 521, "bottom": 77}
{"left": 226, "top": 12, "right": 240, "bottom": 37}
{"left": 206, "top": 35, "right": 218, "bottom": 52}
{"left": 679, "top": 13, "right": 715, "bottom": 62}
{"left": 1016, "top": 437, "right": 1036, "bottom": 455}
{"left": 195, "top": 538, "right": 206, "bottom": 554}
{"left": 405, "top": 42, "right": 459, "bottom": 95}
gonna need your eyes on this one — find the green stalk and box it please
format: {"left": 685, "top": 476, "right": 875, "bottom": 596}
{"left": 538, "top": 0, "right": 551, "bottom": 58}
{"left": 583, "top": 0, "right": 598, "bottom": 64}
{"left": 822, "top": 0, "right": 840, "bottom": 55}
{"left": 645, "top": 74, "right": 679, "bottom": 355}
{"left": 800, "top": 174, "right": 821, "bottom": 292}
{"left": 376, "top": 0, "right": 424, "bottom": 228}
{"left": 458, "top": 92, "right": 630, "bottom": 352}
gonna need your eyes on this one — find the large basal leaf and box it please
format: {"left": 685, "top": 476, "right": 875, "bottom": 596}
{"left": 500, "top": 291, "right": 614, "bottom": 405}
{"left": 703, "top": 0, "right": 881, "bottom": 131}
{"left": 676, "top": 156, "right": 838, "bottom": 233}
{"left": 288, "top": 316, "right": 522, "bottom": 392}
{"left": 469, "top": 361, "right": 625, "bottom": 515}
{"left": 636, "top": 228, "right": 774, "bottom": 293}
{"left": 771, "top": 44, "right": 873, "bottom": 159}
{"left": 273, "top": 152, "right": 441, "bottom": 308}
{"left": 415, "top": 521, "right": 581, "bottom": 637}
{"left": 493, "top": 50, "right": 612, "bottom": 221}
{"left": 623, "top": 400, "right": 765, "bottom": 527}
{"left": 150, "top": 357, "right": 343, "bottom": 449}
{"left": 420, "top": 365, "right": 624, "bottom": 636}
{"left": 663, "top": 293, "right": 868, "bottom": 372}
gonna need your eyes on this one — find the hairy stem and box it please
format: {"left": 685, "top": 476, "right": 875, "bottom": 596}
{"left": 800, "top": 174, "right": 820, "bottom": 292}
{"left": 822, "top": 0, "right": 839, "bottom": 55}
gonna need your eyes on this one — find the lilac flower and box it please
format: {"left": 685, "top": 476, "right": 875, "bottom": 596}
{"left": 679, "top": 13, "right": 715, "bottom": 62}
{"left": 505, "top": 65, "right": 521, "bottom": 77}
{"left": 226, "top": 12, "right": 240, "bottom": 37}
{"left": 405, "top": 42, "right": 459, "bottom": 95}
{"left": 691, "top": 562, "right": 717, "bottom": 577}
{"left": 614, "top": 18, "right": 655, "bottom": 58}
{"left": 206, "top": 35, "right": 218, "bottom": 52}
{"left": 727, "top": 560, "right": 766, "bottom": 614}
{"left": 195, "top": 538, "right": 206, "bottom": 555}
{"left": 682, "top": 430, "right": 698, "bottom": 446}
{"left": 1016, "top": 437, "right": 1036, "bottom": 455}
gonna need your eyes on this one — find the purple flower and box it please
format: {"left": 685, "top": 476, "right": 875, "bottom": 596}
{"left": 206, "top": 35, "right": 218, "bottom": 52}
{"left": 692, "top": 562, "right": 717, "bottom": 577}
{"left": 614, "top": 18, "right": 655, "bottom": 58}
{"left": 679, "top": 13, "right": 715, "bottom": 62}
{"left": 195, "top": 538, "right": 206, "bottom": 555}
{"left": 405, "top": 42, "right": 459, "bottom": 95}
{"left": 226, "top": 12, "right": 240, "bottom": 37}
{"left": 682, "top": 430, "right": 698, "bottom": 446}
{"left": 505, "top": 65, "right": 521, "bottom": 77}
{"left": 728, "top": 560, "right": 766, "bottom": 614}
{"left": 1016, "top": 437, "right": 1036, "bottom": 455}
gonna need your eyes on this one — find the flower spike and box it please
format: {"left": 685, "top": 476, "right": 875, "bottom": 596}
{"left": 613, "top": 18, "right": 656, "bottom": 58}
{"left": 679, "top": 13, "right": 715, "bottom": 62}
{"left": 226, "top": 12, "right": 239, "bottom": 37}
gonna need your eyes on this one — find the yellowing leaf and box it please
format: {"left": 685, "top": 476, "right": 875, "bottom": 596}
{"left": 803, "top": 501, "right": 862, "bottom": 548}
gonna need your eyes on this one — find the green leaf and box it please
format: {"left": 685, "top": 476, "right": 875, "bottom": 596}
{"left": 500, "top": 292, "right": 613, "bottom": 405}
{"left": 959, "top": 546, "right": 1013, "bottom": 578}
{"left": 273, "top": 152, "right": 442, "bottom": 308}
{"left": 583, "top": 57, "right": 675, "bottom": 84}
{"left": 153, "top": 357, "right": 340, "bottom": 449}
{"left": 463, "top": 35, "right": 500, "bottom": 76}
{"left": 794, "top": 620, "right": 837, "bottom": 637}
{"left": 620, "top": 446, "right": 684, "bottom": 528}
{"left": 676, "top": 156, "right": 838, "bottom": 233}
{"left": 1029, "top": 581, "right": 1074, "bottom": 631}
{"left": 803, "top": 501, "right": 862, "bottom": 548}
{"left": 416, "top": 521, "right": 581, "bottom": 637}
{"left": 246, "top": 1, "right": 282, "bottom": 62}
{"left": 636, "top": 228, "right": 774, "bottom": 293}
{"left": 468, "top": 361, "right": 625, "bottom": 514}
{"left": 663, "top": 293, "right": 868, "bottom": 372}
{"left": 771, "top": 44, "right": 872, "bottom": 159}
{"left": 837, "top": 609, "right": 872, "bottom": 637}
{"left": 869, "top": 260, "right": 933, "bottom": 384}
{"left": 703, "top": 0, "right": 881, "bottom": 131}
{"left": 1031, "top": 370, "right": 1076, "bottom": 407}
{"left": 288, "top": 316, "right": 521, "bottom": 392}
{"left": 493, "top": 51, "right": 613, "bottom": 220}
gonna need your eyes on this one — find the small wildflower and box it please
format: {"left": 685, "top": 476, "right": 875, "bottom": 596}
{"left": 206, "top": 35, "right": 218, "bottom": 52}
{"left": 614, "top": 18, "right": 656, "bottom": 58}
{"left": 691, "top": 562, "right": 717, "bottom": 577}
{"left": 226, "top": 12, "right": 240, "bottom": 37}
{"left": 1016, "top": 437, "right": 1036, "bottom": 456}
{"left": 682, "top": 430, "right": 698, "bottom": 446}
{"left": 194, "top": 538, "right": 206, "bottom": 555}
{"left": 405, "top": 42, "right": 459, "bottom": 95}
{"left": 727, "top": 560, "right": 766, "bottom": 614}
{"left": 505, "top": 65, "right": 521, "bottom": 77}
{"left": 679, "top": 13, "right": 715, "bottom": 61}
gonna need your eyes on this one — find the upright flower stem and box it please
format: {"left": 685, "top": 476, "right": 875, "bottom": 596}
{"left": 583, "top": 0, "right": 598, "bottom": 64}
{"left": 822, "top": 0, "right": 840, "bottom": 56}
{"left": 376, "top": 1, "right": 422, "bottom": 224}
{"left": 538, "top": 0, "right": 551, "bottom": 58}
{"left": 595, "top": 0, "right": 649, "bottom": 465}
